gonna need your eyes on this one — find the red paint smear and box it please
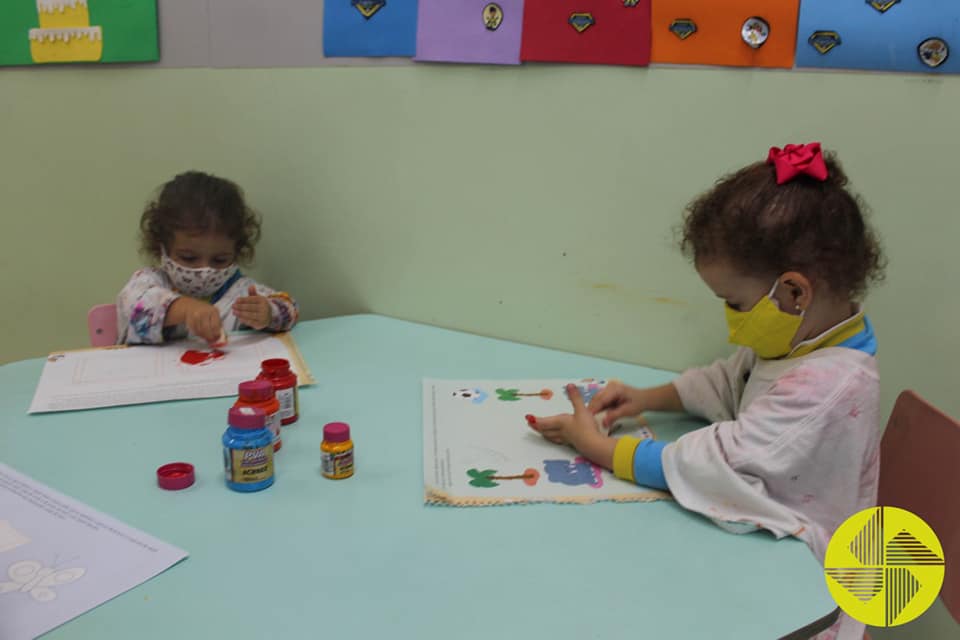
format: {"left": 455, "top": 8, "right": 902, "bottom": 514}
{"left": 180, "top": 349, "right": 226, "bottom": 366}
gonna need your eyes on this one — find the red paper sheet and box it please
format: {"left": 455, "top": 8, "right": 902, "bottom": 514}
{"left": 521, "top": 0, "right": 651, "bottom": 66}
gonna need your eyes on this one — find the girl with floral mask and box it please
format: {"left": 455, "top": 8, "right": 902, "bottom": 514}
{"left": 528, "top": 144, "right": 885, "bottom": 640}
{"left": 116, "top": 171, "right": 299, "bottom": 345}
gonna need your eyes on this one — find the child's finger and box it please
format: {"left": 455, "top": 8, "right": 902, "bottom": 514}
{"left": 237, "top": 299, "right": 270, "bottom": 312}
{"left": 535, "top": 424, "right": 566, "bottom": 442}
{"left": 587, "top": 385, "right": 618, "bottom": 413}
{"left": 236, "top": 309, "right": 268, "bottom": 329}
{"left": 532, "top": 414, "right": 566, "bottom": 432}
{"left": 602, "top": 406, "right": 635, "bottom": 427}
{"left": 235, "top": 310, "right": 259, "bottom": 325}
{"left": 248, "top": 285, "right": 258, "bottom": 296}
{"left": 209, "top": 315, "right": 225, "bottom": 341}
{"left": 233, "top": 307, "right": 266, "bottom": 323}
{"left": 565, "top": 384, "right": 588, "bottom": 415}
{"left": 591, "top": 381, "right": 629, "bottom": 413}
{"left": 200, "top": 320, "right": 219, "bottom": 343}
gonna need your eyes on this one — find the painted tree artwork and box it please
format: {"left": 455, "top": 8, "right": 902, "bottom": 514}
{"left": 424, "top": 379, "right": 666, "bottom": 506}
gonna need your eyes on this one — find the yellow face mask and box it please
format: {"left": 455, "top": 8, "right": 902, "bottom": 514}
{"left": 724, "top": 279, "right": 803, "bottom": 359}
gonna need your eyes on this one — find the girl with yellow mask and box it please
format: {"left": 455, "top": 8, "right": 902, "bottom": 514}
{"left": 528, "top": 143, "right": 885, "bottom": 640}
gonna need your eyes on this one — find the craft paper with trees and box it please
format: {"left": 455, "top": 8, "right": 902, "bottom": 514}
{"left": 423, "top": 379, "right": 669, "bottom": 506}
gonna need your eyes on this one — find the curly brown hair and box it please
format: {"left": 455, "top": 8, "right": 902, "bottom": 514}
{"left": 679, "top": 151, "right": 886, "bottom": 300}
{"left": 139, "top": 171, "right": 261, "bottom": 264}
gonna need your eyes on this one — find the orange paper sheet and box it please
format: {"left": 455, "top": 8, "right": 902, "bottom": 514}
{"left": 652, "top": 0, "right": 800, "bottom": 69}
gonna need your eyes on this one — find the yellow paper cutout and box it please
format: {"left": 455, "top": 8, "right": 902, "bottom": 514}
{"left": 37, "top": 0, "right": 90, "bottom": 28}
{"left": 29, "top": 1, "right": 103, "bottom": 63}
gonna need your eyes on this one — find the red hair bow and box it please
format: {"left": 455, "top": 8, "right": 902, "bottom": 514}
{"left": 766, "top": 142, "right": 829, "bottom": 185}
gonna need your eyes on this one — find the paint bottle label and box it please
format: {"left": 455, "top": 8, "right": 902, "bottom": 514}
{"left": 227, "top": 446, "right": 274, "bottom": 484}
{"left": 276, "top": 388, "right": 296, "bottom": 422}
{"left": 321, "top": 449, "right": 354, "bottom": 479}
{"left": 267, "top": 411, "right": 282, "bottom": 449}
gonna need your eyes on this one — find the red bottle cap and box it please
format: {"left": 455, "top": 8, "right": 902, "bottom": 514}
{"left": 260, "top": 358, "right": 292, "bottom": 375}
{"left": 156, "top": 462, "right": 195, "bottom": 491}
{"left": 229, "top": 406, "right": 266, "bottom": 430}
{"left": 323, "top": 422, "right": 351, "bottom": 443}
{"left": 237, "top": 380, "right": 274, "bottom": 402}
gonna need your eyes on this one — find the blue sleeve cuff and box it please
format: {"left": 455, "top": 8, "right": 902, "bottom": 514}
{"left": 633, "top": 439, "right": 668, "bottom": 490}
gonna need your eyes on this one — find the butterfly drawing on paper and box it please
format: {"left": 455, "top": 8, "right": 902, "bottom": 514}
{"left": 0, "top": 559, "right": 85, "bottom": 602}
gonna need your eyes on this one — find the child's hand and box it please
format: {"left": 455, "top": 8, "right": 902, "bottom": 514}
{"left": 232, "top": 285, "right": 273, "bottom": 330}
{"left": 528, "top": 384, "right": 603, "bottom": 448}
{"left": 184, "top": 300, "right": 223, "bottom": 344}
{"left": 589, "top": 380, "right": 647, "bottom": 428}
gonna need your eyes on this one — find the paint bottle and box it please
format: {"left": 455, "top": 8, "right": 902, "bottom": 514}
{"left": 257, "top": 358, "right": 298, "bottom": 426}
{"left": 321, "top": 422, "right": 354, "bottom": 480}
{"left": 234, "top": 380, "right": 282, "bottom": 452}
{"left": 223, "top": 406, "right": 275, "bottom": 492}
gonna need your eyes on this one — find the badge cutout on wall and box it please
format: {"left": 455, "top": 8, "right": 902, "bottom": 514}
{"left": 741, "top": 17, "right": 769, "bottom": 48}
{"left": 867, "top": 0, "right": 901, "bottom": 13}
{"left": 918, "top": 38, "right": 949, "bottom": 68}
{"left": 568, "top": 13, "right": 595, "bottom": 33}
{"left": 352, "top": 0, "right": 386, "bottom": 20}
{"left": 483, "top": 3, "right": 504, "bottom": 31}
{"left": 809, "top": 30, "right": 841, "bottom": 54}
{"left": 669, "top": 18, "right": 697, "bottom": 40}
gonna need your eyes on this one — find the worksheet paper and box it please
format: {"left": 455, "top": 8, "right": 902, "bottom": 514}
{"left": 423, "top": 378, "right": 669, "bottom": 506}
{"left": 29, "top": 332, "right": 314, "bottom": 414}
{"left": 0, "top": 464, "right": 187, "bottom": 640}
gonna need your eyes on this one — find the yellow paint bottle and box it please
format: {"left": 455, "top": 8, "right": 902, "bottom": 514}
{"left": 321, "top": 422, "right": 354, "bottom": 480}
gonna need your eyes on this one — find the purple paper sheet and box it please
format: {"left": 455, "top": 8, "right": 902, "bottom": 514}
{"left": 415, "top": 0, "right": 524, "bottom": 65}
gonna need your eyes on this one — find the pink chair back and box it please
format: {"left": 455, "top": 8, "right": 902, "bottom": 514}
{"left": 879, "top": 390, "right": 960, "bottom": 623}
{"left": 87, "top": 304, "right": 118, "bottom": 347}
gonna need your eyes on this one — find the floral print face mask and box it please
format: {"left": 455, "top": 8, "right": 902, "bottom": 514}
{"left": 161, "top": 250, "right": 238, "bottom": 299}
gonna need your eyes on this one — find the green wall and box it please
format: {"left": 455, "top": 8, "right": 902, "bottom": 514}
{"left": 0, "top": 64, "right": 958, "bottom": 637}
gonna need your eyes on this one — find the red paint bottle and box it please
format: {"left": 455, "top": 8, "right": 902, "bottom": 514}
{"left": 258, "top": 359, "right": 298, "bottom": 426}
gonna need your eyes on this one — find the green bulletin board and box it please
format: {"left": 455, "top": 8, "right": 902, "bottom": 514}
{"left": 0, "top": 1, "right": 158, "bottom": 66}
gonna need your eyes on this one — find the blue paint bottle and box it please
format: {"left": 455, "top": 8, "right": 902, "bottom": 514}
{"left": 223, "top": 406, "right": 275, "bottom": 492}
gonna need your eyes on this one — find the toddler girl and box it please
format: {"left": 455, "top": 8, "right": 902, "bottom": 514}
{"left": 117, "top": 171, "right": 299, "bottom": 345}
{"left": 530, "top": 143, "right": 885, "bottom": 639}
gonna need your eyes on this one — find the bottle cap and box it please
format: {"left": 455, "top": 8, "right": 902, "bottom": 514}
{"left": 229, "top": 406, "right": 267, "bottom": 430}
{"left": 260, "top": 358, "right": 292, "bottom": 375}
{"left": 741, "top": 17, "right": 769, "bottom": 49}
{"left": 323, "top": 422, "right": 351, "bottom": 443}
{"left": 156, "top": 462, "right": 195, "bottom": 491}
{"left": 237, "top": 380, "right": 274, "bottom": 402}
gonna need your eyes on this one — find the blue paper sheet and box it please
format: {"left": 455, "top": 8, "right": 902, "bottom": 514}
{"left": 324, "top": 0, "right": 419, "bottom": 57}
{"left": 796, "top": 0, "right": 960, "bottom": 73}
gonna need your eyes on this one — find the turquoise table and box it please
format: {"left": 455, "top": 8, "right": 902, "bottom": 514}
{"left": 1, "top": 315, "right": 835, "bottom": 639}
